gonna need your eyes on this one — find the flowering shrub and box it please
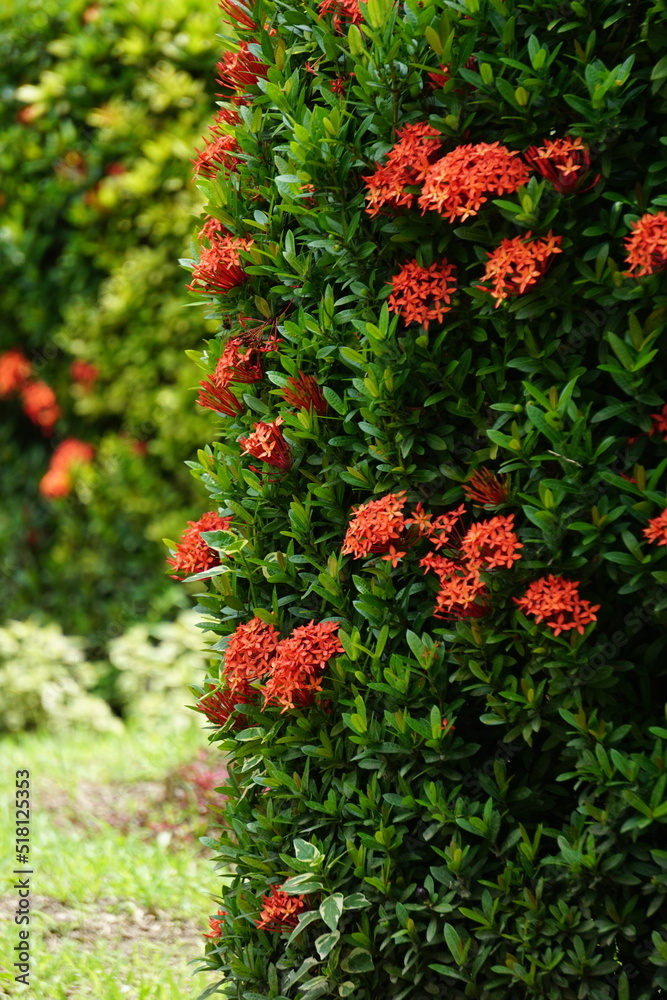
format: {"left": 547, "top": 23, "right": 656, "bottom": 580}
{"left": 180, "top": 1, "right": 667, "bottom": 997}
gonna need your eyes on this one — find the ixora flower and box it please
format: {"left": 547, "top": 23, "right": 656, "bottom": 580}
{"left": 460, "top": 514, "right": 523, "bottom": 570}
{"left": 318, "top": 0, "right": 362, "bottom": 32}
{"left": 418, "top": 142, "right": 532, "bottom": 223}
{"left": 387, "top": 258, "right": 457, "bottom": 329}
{"left": 218, "top": 0, "right": 257, "bottom": 31}
{"left": 197, "top": 379, "right": 243, "bottom": 417}
{"left": 463, "top": 468, "right": 511, "bottom": 507}
{"left": 196, "top": 686, "right": 254, "bottom": 730}
{"left": 514, "top": 575, "right": 600, "bottom": 636}
{"left": 222, "top": 616, "right": 280, "bottom": 692}
{"left": 478, "top": 230, "right": 563, "bottom": 307}
{"left": 192, "top": 131, "right": 240, "bottom": 180}
{"left": 523, "top": 136, "right": 597, "bottom": 195}
{"left": 204, "top": 909, "right": 227, "bottom": 939}
{"left": 167, "top": 511, "right": 233, "bottom": 579}
{"left": 363, "top": 122, "right": 441, "bottom": 217}
{"left": 70, "top": 359, "right": 99, "bottom": 388}
{"left": 643, "top": 509, "right": 667, "bottom": 547}
{"left": 624, "top": 211, "right": 667, "bottom": 277}
{"left": 255, "top": 886, "right": 310, "bottom": 932}
{"left": 0, "top": 349, "right": 31, "bottom": 396}
{"left": 216, "top": 43, "right": 267, "bottom": 99}
{"left": 187, "top": 235, "right": 254, "bottom": 295}
{"left": 420, "top": 553, "right": 489, "bottom": 620}
{"left": 21, "top": 381, "right": 61, "bottom": 431}
{"left": 39, "top": 438, "right": 95, "bottom": 499}
{"left": 280, "top": 372, "right": 328, "bottom": 414}
{"left": 262, "top": 620, "right": 344, "bottom": 710}
{"left": 239, "top": 416, "right": 293, "bottom": 471}
{"left": 341, "top": 491, "right": 408, "bottom": 559}
{"left": 215, "top": 337, "right": 265, "bottom": 386}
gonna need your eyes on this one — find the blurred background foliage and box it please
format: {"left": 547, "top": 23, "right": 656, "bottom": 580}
{"left": 0, "top": 0, "right": 221, "bottom": 671}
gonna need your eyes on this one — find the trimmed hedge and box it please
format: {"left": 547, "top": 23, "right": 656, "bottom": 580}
{"left": 179, "top": 0, "right": 667, "bottom": 997}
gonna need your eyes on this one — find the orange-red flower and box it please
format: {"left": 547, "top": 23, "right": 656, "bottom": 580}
{"left": 39, "top": 438, "right": 95, "bottom": 499}
{"left": 197, "top": 379, "right": 244, "bottom": 417}
{"left": 196, "top": 686, "right": 253, "bottom": 729}
{"left": 644, "top": 509, "right": 667, "bottom": 547}
{"left": 649, "top": 404, "right": 667, "bottom": 440}
{"left": 215, "top": 337, "right": 265, "bottom": 386}
{"left": 216, "top": 43, "right": 267, "bottom": 99}
{"left": 524, "top": 136, "right": 596, "bottom": 195}
{"left": 204, "top": 909, "right": 227, "bottom": 939}
{"left": 342, "top": 491, "right": 408, "bottom": 558}
{"left": 420, "top": 554, "right": 489, "bottom": 620}
{"left": 255, "top": 886, "right": 309, "bottom": 931}
{"left": 187, "top": 236, "right": 254, "bottom": 295}
{"left": 192, "top": 132, "right": 240, "bottom": 180}
{"left": 478, "top": 230, "right": 563, "bottom": 307}
{"left": 405, "top": 501, "right": 433, "bottom": 536}
{"left": 21, "top": 381, "right": 61, "bottom": 431}
{"left": 388, "top": 258, "right": 457, "bottom": 329}
{"left": 318, "top": 0, "right": 362, "bottom": 31}
{"left": 463, "top": 468, "right": 510, "bottom": 507}
{"left": 70, "top": 359, "right": 99, "bottom": 388}
{"left": 363, "top": 123, "right": 441, "bottom": 217}
{"left": 418, "top": 142, "right": 532, "bottom": 223}
{"left": 280, "top": 373, "right": 328, "bottom": 414}
{"left": 514, "top": 575, "right": 600, "bottom": 636}
{"left": 425, "top": 504, "right": 467, "bottom": 550}
{"left": 460, "top": 514, "right": 523, "bottom": 570}
{"left": 262, "top": 620, "right": 343, "bottom": 710}
{"left": 239, "top": 417, "right": 292, "bottom": 471}
{"left": 223, "top": 616, "right": 281, "bottom": 692}
{"left": 624, "top": 211, "right": 667, "bottom": 277}
{"left": 167, "top": 511, "right": 233, "bottom": 579}
{"left": 218, "top": 0, "right": 257, "bottom": 30}
{"left": 0, "top": 350, "right": 31, "bottom": 396}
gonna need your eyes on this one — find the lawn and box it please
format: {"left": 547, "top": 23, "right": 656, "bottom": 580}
{"left": 0, "top": 717, "right": 226, "bottom": 999}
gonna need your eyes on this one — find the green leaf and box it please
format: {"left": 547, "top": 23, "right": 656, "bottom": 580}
{"left": 294, "top": 839, "right": 324, "bottom": 864}
{"left": 319, "top": 893, "right": 344, "bottom": 931}
{"left": 315, "top": 930, "right": 340, "bottom": 958}
{"left": 340, "top": 948, "right": 374, "bottom": 973}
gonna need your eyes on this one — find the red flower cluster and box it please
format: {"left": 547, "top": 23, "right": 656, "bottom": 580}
{"left": 461, "top": 515, "right": 524, "bottom": 570}
{"left": 649, "top": 404, "right": 667, "bottom": 440}
{"left": 644, "top": 509, "right": 667, "bottom": 547}
{"left": 420, "top": 553, "right": 489, "bottom": 620}
{"left": 280, "top": 373, "right": 328, "bottom": 414}
{"left": 463, "top": 468, "right": 511, "bottom": 507}
{"left": 215, "top": 337, "right": 265, "bottom": 386}
{"left": 514, "top": 575, "right": 600, "bottom": 636}
{"left": 341, "top": 491, "right": 408, "bottom": 558}
{"left": 624, "top": 211, "right": 667, "bottom": 277}
{"left": 196, "top": 686, "right": 253, "bottom": 730}
{"left": 39, "top": 438, "right": 95, "bottom": 499}
{"left": 22, "top": 381, "right": 61, "bottom": 433}
{"left": 318, "top": 0, "right": 362, "bottom": 32}
{"left": 363, "top": 123, "right": 442, "bottom": 217}
{"left": 0, "top": 350, "right": 31, "bottom": 397}
{"left": 263, "top": 620, "right": 344, "bottom": 710}
{"left": 204, "top": 909, "right": 227, "bottom": 939}
{"left": 255, "top": 886, "right": 309, "bottom": 932}
{"left": 223, "top": 616, "right": 280, "bottom": 692}
{"left": 218, "top": 0, "right": 256, "bottom": 31}
{"left": 239, "top": 416, "right": 292, "bottom": 471}
{"left": 418, "top": 142, "right": 531, "bottom": 222}
{"left": 387, "top": 258, "right": 457, "bottom": 329}
{"left": 524, "top": 136, "right": 596, "bottom": 195}
{"left": 187, "top": 235, "right": 254, "bottom": 295}
{"left": 192, "top": 131, "right": 240, "bottom": 180}
{"left": 70, "top": 359, "right": 99, "bottom": 389}
{"left": 167, "top": 511, "right": 233, "bottom": 579}
{"left": 478, "top": 230, "right": 563, "bottom": 306}
{"left": 216, "top": 42, "right": 267, "bottom": 100}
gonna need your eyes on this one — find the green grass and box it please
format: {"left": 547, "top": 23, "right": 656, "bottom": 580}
{"left": 0, "top": 719, "right": 224, "bottom": 999}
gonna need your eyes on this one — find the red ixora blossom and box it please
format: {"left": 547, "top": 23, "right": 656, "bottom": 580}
{"left": 0, "top": 349, "right": 32, "bottom": 396}
{"left": 216, "top": 43, "right": 267, "bottom": 100}
{"left": 263, "top": 620, "right": 344, "bottom": 710}
{"left": 192, "top": 131, "right": 240, "bottom": 180}
{"left": 70, "top": 359, "right": 99, "bottom": 388}
{"left": 524, "top": 135, "right": 597, "bottom": 195}
{"left": 39, "top": 438, "right": 95, "bottom": 499}
{"left": 280, "top": 373, "right": 328, "bottom": 414}
{"left": 643, "top": 508, "right": 667, "bottom": 547}
{"left": 418, "top": 142, "right": 532, "bottom": 223}
{"left": 478, "top": 230, "right": 563, "bottom": 307}
{"left": 624, "top": 211, "right": 667, "bottom": 277}
{"left": 342, "top": 491, "right": 408, "bottom": 559}
{"left": 215, "top": 337, "right": 265, "bottom": 386}
{"left": 460, "top": 514, "right": 523, "bottom": 570}
{"left": 255, "top": 886, "right": 309, "bottom": 932}
{"left": 21, "top": 381, "right": 61, "bottom": 432}
{"left": 318, "top": 0, "right": 362, "bottom": 31}
{"left": 514, "top": 575, "right": 600, "bottom": 636}
{"left": 364, "top": 122, "right": 442, "bottom": 217}
{"left": 204, "top": 909, "right": 227, "bottom": 939}
{"left": 218, "top": 0, "right": 256, "bottom": 31}
{"left": 167, "top": 511, "right": 233, "bottom": 579}
{"left": 463, "top": 468, "right": 511, "bottom": 507}
{"left": 425, "top": 504, "right": 467, "bottom": 550}
{"left": 187, "top": 235, "right": 254, "bottom": 295}
{"left": 388, "top": 258, "right": 457, "bottom": 329}
{"left": 223, "top": 616, "right": 280, "bottom": 692}
{"left": 420, "top": 553, "right": 489, "bottom": 620}
{"left": 197, "top": 379, "right": 243, "bottom": 417}
{"left": 196, "top": 685, "right": 254, "bottom": 730}
{"left": 239, "top": 416, "right": 292, "bottom": 471}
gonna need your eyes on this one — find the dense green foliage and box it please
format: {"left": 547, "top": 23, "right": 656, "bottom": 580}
{"left": 0, "top": 0, "right": 221, "bottom": 639}
{"left": 180, "top": 0, "right": 667, "bottom": 996}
